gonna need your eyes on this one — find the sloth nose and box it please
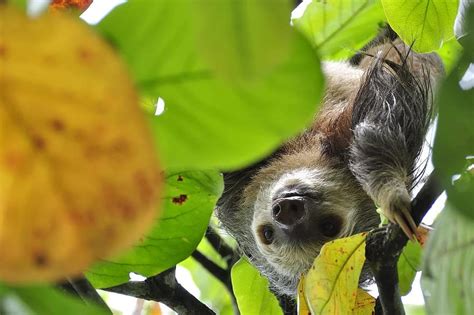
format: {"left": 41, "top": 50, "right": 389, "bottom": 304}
{"left": 272, "top": 197, "right": 307, "bottom": 228}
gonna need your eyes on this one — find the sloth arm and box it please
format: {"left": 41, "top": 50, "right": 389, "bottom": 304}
{"left": 348, "top": 43, "right": 443, "bottom": 240}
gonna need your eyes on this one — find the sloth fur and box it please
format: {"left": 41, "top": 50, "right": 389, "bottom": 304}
{"left": 216, "top": 34, "right": 444, "bottom": 299}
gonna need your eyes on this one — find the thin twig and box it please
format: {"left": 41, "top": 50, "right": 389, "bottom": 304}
{"left": 58, "top": 277, "right": 112, "bottom": 314}
{"left": 205, "top": 227, "right": 236, "bottom": 267}
{"left": 104, "top": 268, "right": 215, "bottom": 315}
{"left": 192, "top": 250, "right": 231, "bottom": 290}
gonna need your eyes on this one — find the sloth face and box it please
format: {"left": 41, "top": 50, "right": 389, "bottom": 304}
{"left": 240, "top": 150, "right": 378, "bottom": 294}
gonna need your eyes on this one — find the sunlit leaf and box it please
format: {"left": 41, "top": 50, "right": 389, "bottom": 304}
{"left": 86, "top": 170, "right": 222, "bottom": 288}
{"left": 292, "top": 0, "right": 385, "bottom": 59}
{"left": 303, "top": 233, "right": 369, "bottom": 314}
{"left": 0, "top": 284, "right": 106, "bottom": 315}
{"left": 98, "top": 0, "right": 323, "bottom": 171}
{"left": 382, "top": 0, "right": 458, "bottom": 52}
{"left": 231, "top": 258, "right": 282, "bottom": 315}
{"left": 0, "top": 6, "right": 161, "bottom": 284}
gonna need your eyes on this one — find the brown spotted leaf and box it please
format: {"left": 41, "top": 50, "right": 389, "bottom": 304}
{"left": 0, "top": 6, "right": 162, "bottom": 283}
{"left": 353, "top": 289, "right": 375, "bottom": 315}
{"left": 302, "top": 233, "right": 369, "bottom": 315}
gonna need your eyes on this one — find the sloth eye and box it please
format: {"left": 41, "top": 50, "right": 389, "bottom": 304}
{"left": 319, "top": 215, "right": 342, "bottom": 238}
{"left": 260, "top": 225, "right": 274, "bottom": 245}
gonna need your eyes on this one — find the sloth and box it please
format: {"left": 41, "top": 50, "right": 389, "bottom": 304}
{"left": 216, "top": 29, "right": 444, "bottom": 300}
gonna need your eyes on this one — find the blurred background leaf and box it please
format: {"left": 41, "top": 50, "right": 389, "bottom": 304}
{"left": 97, "top": 0, "right": 324, "bottom": 171}
{"left": 0, "top": 284, "right": 106, "bottom": 315}
{"left": 422, "top": 204, "right": 474, "bottom": 315}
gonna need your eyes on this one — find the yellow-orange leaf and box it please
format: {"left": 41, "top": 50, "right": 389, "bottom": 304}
{"left": 302, "top": 233, "right": 368, "bottom": 315}
{"left": 353, "top": 289, "right": 375, "bottom": 315}
{"left": 0, "top": 6, "right": 162, "bottom": 283}
{"left": 49, "top": 0, "right": 93, "bottom": 13}
{"left": 298, "top": 274, "right": 311, "bottom": 315}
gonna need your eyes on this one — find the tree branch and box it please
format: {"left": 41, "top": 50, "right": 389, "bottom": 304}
{"left": 191, "top": 250, "right": 231, "bottom": 290}
{"left": 366, "top": 171, "right": 443, "bottom": 315}
{"left": 196, "top": 231, "right": 241, "bottom": 315}
{"left": 104, "top": 267, "right": 215, "bottom": 315}
{"left": 58, "top": 277, "right": 112, "bottom": 314}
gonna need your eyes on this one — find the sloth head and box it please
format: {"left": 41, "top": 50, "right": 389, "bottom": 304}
{"left": 216, "top": 124, "right": 379, "bottom": 296}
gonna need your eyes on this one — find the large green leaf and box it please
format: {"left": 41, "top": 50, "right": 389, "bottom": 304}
{"left": 433, "top": 6, "right": 474, "bottom": 217}
{"left": 292, "top": 0, "right": 385, "bottom": 59}
{"left": 0, "top": 284, "right": 106, "bottom": 315}
{"left": 86, "top": 170, "right": 222, "bottom": 288}
{"left": 98, "top": 0, "right": 323, "bottom": 171}
{"left": 382, "top": 0, "right": 458, "bottom": 52}
{"left": 422, "top": 205, "right": 474, "bottom": 315}
{"left": 397, "top": 241, "right": 422, "bottom": 296}
{"left": 231, "top": 258, "right": 282, "bottom": 315}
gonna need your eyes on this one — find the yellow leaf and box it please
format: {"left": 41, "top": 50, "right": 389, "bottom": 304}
{"left": 353, "top": 289, "right": 375, "bottom": 315}
{"left": 298, "top": 274, "right": 311, "bottom": 315}
{"left": 0, "top": 6, "right": 162, "bottom": 283}
{"left": 303, "top": 233, "right": 367, "bottom": 315}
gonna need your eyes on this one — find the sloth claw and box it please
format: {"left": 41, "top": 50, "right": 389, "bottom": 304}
{"left": 382, "top": 191, "right": 418, "bottom": 241}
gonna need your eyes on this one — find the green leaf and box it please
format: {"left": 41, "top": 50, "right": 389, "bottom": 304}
{"left": 433, "top": 5, "right": 474, "bottom": 218}
{"left": 436, "top": 37, "right": 463, "bottom": 73}
{"left": 195, "top": 0, "right": 292, "bottom": 79}
{"left": 86, "top": 170, "right": 223, "bottom": 288}
{"left": 381, "top": 0, "right": 458, "bottom": 52}
{"left": 422, "top": 204, "right": 474, "bottom": 315}
{"left": 405, "top": 304, "right": 427, "bottom": 315}
{"left": 397, "top": 241, "right": 422, "bottom": 296}
{"left": 98, "top": 0, "right": 323, "bottom": 170}
{"left": 8, "top": 0, "right": 28, "bottom": 10}
{"left": 0, "top": 284, "right": 106, "bottom": 315}
{"left": 231, "top": 258, "right": 282, "bottom": 315}
{"left": 292, "top": 0, "right": 385, "bottom": 59}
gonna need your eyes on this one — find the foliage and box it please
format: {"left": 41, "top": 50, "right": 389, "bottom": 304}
{"left": 86, "top": 170, "right": 222, "bottom": 288}
{"left": 292, "top": 0, "right": 385, "bottom": 60}
{"left": 97, "top": 0, "right": 324, "bottom": 171}
{"left": 422, "top": 205, "right": 474, "bottom": 315}
{"left": 382, "top": 0, "right": 459, "bottom": 52}
{"left": 0, "top": 0, "right": 472, "bottom": 314}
